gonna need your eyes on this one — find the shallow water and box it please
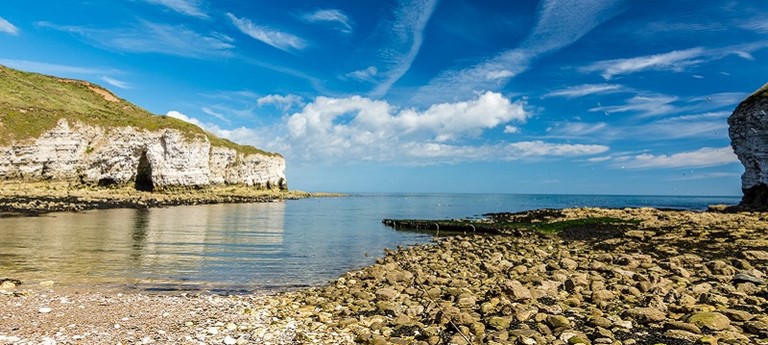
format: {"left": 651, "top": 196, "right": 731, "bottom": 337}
{"left": 0, "top": 193, "right": 739, "bottom": 292}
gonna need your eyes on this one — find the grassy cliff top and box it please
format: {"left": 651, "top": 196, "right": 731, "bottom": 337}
{"left": 0, "top": 65, "right": 279, "bottom": 157}
{"left": 744, "top": 82, "right": 768, "bottom": 104}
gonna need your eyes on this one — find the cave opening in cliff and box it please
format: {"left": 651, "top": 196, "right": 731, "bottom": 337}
{"left": 135, "top": 151, "right": 154, "bottom": 192}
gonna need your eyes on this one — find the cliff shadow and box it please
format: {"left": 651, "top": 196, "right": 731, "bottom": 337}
{"left": 135, "top": 151, "right": 154, "bottom": 192}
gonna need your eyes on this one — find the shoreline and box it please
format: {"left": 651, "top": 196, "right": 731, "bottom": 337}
{"left": 2, "top": 207, "right": 768, "bottom": 344}
{"left": 0, "top": 181, "right": 345, "bottom": 217}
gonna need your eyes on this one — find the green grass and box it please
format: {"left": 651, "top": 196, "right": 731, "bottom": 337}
{"left": 744, "top": 82, "right": 768, "bottom": 104}
{"left": 0, "top": 65, "right": 279, "bottom": 157}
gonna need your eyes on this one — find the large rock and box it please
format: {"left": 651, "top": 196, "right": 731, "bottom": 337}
{"left": 729, "top": 83, "right": 768, "bottom": 208}
{"left": 0, "top": 119, "right": 286, "bottom": 190}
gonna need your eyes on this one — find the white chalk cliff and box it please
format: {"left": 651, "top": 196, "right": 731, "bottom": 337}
{"left": 729, "top": 82, "right": 768, "bottom": 208}
{"left": 0, "top": 119, "right": 286, "bottom": 190}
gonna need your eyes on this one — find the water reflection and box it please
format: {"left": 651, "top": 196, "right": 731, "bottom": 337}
{"left": 0, "top": 203, "right": 286, "bottom": 290}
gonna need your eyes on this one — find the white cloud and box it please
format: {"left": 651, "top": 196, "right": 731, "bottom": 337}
{"left": 547, "top": 122, "right": 609, "bottom": 138}
{"left": 581, "top": 48, "right": 706, "bottom": 80}
{"left": 101, "top": 76, "right": 130, "bottom": 89}
{"left": 37, "top": 21, "right": 234, "bottom": 59}
{"left": 167, "top": 110, "right": 206, "bottom": 128}
{"left": 740, "top": 17, "right": 768, "bottom": 34}
{"left": 544, "top": 84, "right": 624, "bottom": 98}
{"left": 417, "top": 0, "right": 623, "bottom": 103}
{"left": 504, "top": 126, "right": 520, "bottom": 134}
{"left": 257, "top": 94, "right": 305, "bottom": 111}
{"left": 171, "top": 92, "right": 607, "bottom": 164}
{"left": 590, "top": 94, "right": 678, "bottom": 117}
{"left": 144, "top": 0, "right": 207, "bottom": 18}
{"left": 0, "top": 59, "right": 121, "bottom": 76}
{"left": 344, "top": 66, "right": 378, "bottom": 82}
{"left": 581, "top": 42, "right": 768, "bottom": 80}
{"left": 365, "top": 0, "right": 438, "bottom": 97}
{"left": 0, "top": 17, "right": 19, "bottom": 35}
{"left": 302, "top": 9, "right": 352, "bottom": 33}
{"left": 227, "top": 13, "right": 307, "bottom": 52}
{"left": 620, "top": 146, "right": 737, "bottom": 169}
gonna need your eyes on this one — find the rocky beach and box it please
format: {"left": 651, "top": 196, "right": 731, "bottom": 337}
{"left": 2, "top": 207, "right": 767, "bottom": 345}
{"left": 0, "top": 181, "right": 322, "bottom": 217}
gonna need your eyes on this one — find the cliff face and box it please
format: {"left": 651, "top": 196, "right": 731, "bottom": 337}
{"left": 728, "top": 83, "right": 768, "bottom": 208}
{"left": 0, "top": 119, "right": 286, "bottom": 190}
{"left": 0, "top": 65, "right": 286, "bottom": 191}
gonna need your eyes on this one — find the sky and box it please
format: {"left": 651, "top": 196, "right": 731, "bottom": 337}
{"left": 1, "top": 0, "right": 766, "bottom": 195}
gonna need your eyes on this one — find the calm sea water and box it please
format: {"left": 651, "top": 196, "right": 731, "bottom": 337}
{"left": 0, "top": 193, "right": 740, "bottom": 292}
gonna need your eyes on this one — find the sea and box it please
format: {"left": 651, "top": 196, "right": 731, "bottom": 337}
{"left": 0, "top": 193, "right": 740, "bottom": 293}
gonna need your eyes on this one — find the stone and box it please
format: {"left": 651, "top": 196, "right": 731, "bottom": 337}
{"left": 546, "top": 315, "right": 571, "bottom": 329}
{"left": 38, "top": 307, "right": 52, "bottom": 313}
{"left": 663, "top": 329, "right": 700, "bottom": 342}
{"left": 741, "top": 250, "right": 768, "bottom": 261}
{"left": 487, "top": 316, "right": 512, "bottom": 330}
{"left": 744, "top": 320, "right": 768, "bottom": 335}
{"left": 622, "top": 307, "right": 666, "bottom": 324}
{"left": 729, "top": 83, "right": 768, "bottom": 208}
{"left": 687, "top": 312, "right": 730, "bottom": 331}
{"left": 733, "top": 273, "right": 766, "bottom": 285}
{"left": 375, "top": 288, "right": 399, "bottom": 301}
{"left": 223, "top": 336, "right": 237, "bottom": 345}
{"left": 504, "top": 280, "right": 532, "bottom": 301}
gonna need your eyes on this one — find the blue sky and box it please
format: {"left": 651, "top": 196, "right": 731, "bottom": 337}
{"left": 1, "top": 0, "right": 766, "bottom": 195}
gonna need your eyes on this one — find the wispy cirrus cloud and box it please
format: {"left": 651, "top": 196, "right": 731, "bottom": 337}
{"left": 580, "top": 48, "right": 706, "bottom": 80}
{"left": 344, "top": 66, "right": 378, "bottom": 82}
{"left": 0, "top": 58, "right": 122, "bottom": 76}
{"left": 101, "top": 76, "right": 131, "bottom": 89}
{"left": 0, "top": 16, "right": 19, "bottom": 35}
{"left": 355, "top": 0, "right": 437, "bottom": 98}
{"left": 543, "top": 83, "right": 625, "bottom": 98}
{"left": 227, "top": 13, "right": 307, "bottom": 52}
{"left": 143, "top": 0, "right": 207, "bottom": 18}
{"left": 37, "top": 21, "right": 234, "bottom": 59}
{"left": 301, "top": 9, "right": 352, "bottom": 33}
{"left": 581, "top": 42, "right": 768, "bottom": 80}
{"left": 416, "top": 0, "right": 625, "bottom": 103}
{"left": 740, "top": 16, "right": 768, "bottom": 34}
{"left": 590, "top": 94, "right": 678, "bottom": 117}
{"left": 618, "top": 146, "right": 737, "bottom": 169}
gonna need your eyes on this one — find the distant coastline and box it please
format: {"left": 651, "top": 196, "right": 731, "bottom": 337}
{"left": 0, "top": 181, "right": 344, "bottom": 217}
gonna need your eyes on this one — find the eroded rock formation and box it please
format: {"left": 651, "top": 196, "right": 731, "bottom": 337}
{"left": 729, "top": 83, "right": 768, "bottom": 208}
{"left": 0, "top": 119, "right": 286, "bottom": 190}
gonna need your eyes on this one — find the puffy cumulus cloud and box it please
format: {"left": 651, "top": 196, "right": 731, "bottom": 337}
{"left": 286, "top": 91, "right": 526, "bottom": 143}
{"left": 167, "top": 92, "right": 610, "bottom": 165}
{"left": 618, "top": 146, "right": 737, "bottom": 169}
{"left": 281, "top": 92, "right": 608, "bottom": 163}
{"left": 166, "top": 110, "right": 205, "bottom": 128}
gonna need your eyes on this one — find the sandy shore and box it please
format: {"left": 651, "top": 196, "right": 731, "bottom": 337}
{"left": 2, "top": 207, "right": 768, "bottom": 344}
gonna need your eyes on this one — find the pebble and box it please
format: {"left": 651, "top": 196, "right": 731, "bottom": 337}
{"left": 38, "top": 307, "right": 52, "bottom": 313}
